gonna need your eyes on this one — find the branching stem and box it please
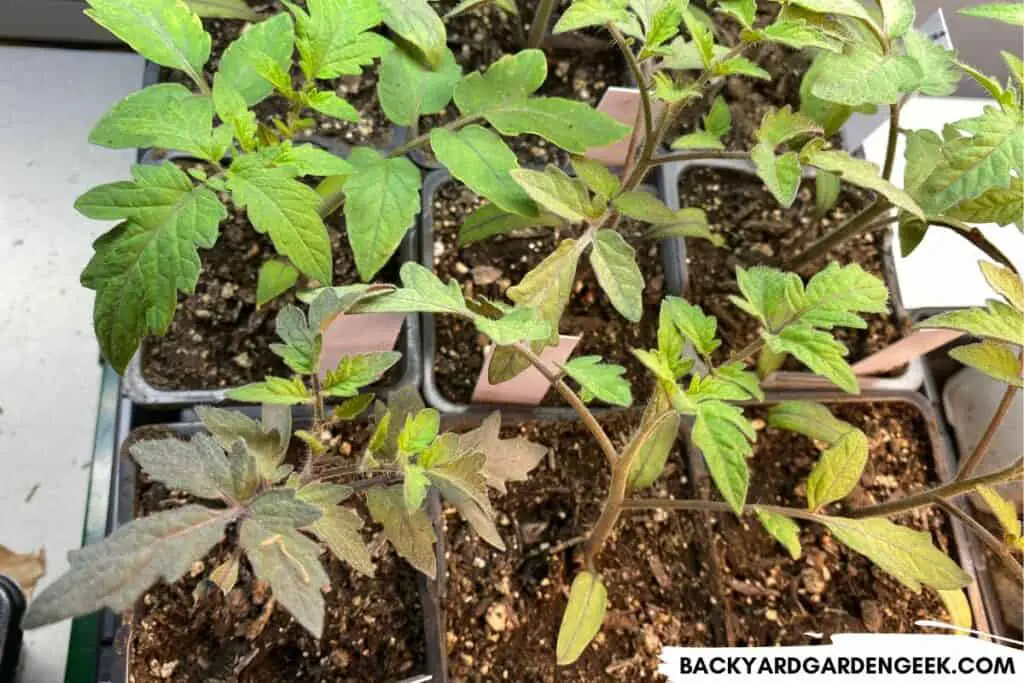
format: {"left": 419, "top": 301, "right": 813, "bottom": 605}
{"left": 785, "top": 200, "right": 891, "bottom": 271}
{"left": 387, "top": 113, "right": 486, "bottom": 158}
{"left": 526, "top": 0, "right": 558, "bottom": 50}
{"left": 932, "top": 497, "right": 1024, "bottom": 581}
{"left": 955, "top": 382, "right": 1021, "bottom": 481}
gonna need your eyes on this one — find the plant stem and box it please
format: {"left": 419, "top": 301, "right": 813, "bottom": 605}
{"left": 785, "top": 200, "right": 890, "bottom": 271}
{"left": 310, "top": 373, "right": 324, "bottom": 426}
{"left": 848, "top": 460, "right": 1024, "bottom": 519}
{"left": 928, "top": 217, "right": 1021, "bottom": 274}
{"left": 608, "top": 24, "right": 652, "bottom": 155}
{"left": 882, "top": 102, "right": 901, "bottom": 181}
{"left": 387, "top": 113, "right": 485, "bottom": 158}
{"left": 512, "top": 342, "right": 619, "bottom": 468}
{"left": 955, "top": 382, "right": 1020, "bottom": 481}
{"left": 526, "top": 0, "right": 558, "bottom": 50}
{"left": 621, "top": 498, "right": 823, "bottom": 522}
{"left": 932, "top": 497, "right": 1024, "bottom": 581}
{"left": 188, "top": 68, "right": 212, "bottom": 96}
{"left": 648, "top": 149, "right": 751, "bottom": 166}
{"left": 729, "top": 339, "right": 765, "bottom": 365}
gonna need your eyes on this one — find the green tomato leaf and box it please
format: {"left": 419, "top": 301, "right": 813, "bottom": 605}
{"left": 767, "top": 400, "right": 855, "bottom": 445}
{"left": 403, "top": 464, "right": 431, "bottom": 510}
{"left": 85, "top": 0, "right": 210, "bottom": 79}
{"left": 78, "top": 162, "right": 225, "bottom": 372}
{"left": 366, "top": 484, "right": 437, "bottom": 578}
{"left": 481, "top": 97, "right": 631, "bottom": 154}
{"left": 572, "top": 156, "right": 621, "bottom": 200}
{"left": 802, "top": 145, "right": 925, "bottom": 218}
{"left": 561, "top": 355, "right": 633, "bottom": 407}
{"left": 183, "top": 0, "right": 261, "bottom": 20}
{"left": 454, "top": 49, "right": 546, "bottom": 115}
{"left": 458, "top": 203, "right": 564, "bottom": 245}
{"left": 291, "top": 0, "right": 389, "bottom": 79}
{"left": 800, "top": 261, "right": 890, "bottom": 330}
{"left": 949, "top": 341, "right": 1024, "bottom": 387}
{"left": 811, "top": 47, "right": 923, "bottom": 106}
{"left": 752, "top": 143, "right": 802, "bottom": 208}
{"left": 590, "top": 229, "right": 644, "bottom": 323}
{"left": 397, "top": 408, "right": 441, "bottom": 454}
{"left": 510, "top": 166, "right": 592, "bottom": 222}
{"left": 755, "top": 509, "right": 802, "bottom": 560}
{"left": 903, "top": 29, "right": 959, "bottom": 96}
{"left": 692, "top": 400, "right": 754, "bottom": 514}
{"left": 257, "top": 259, "right": 300, "bottom": 307}
{"left": 343, "top": 147, "right": 420, "bottom": 281}
{"left": 766, "top": 323, "right": 858, "bottom": 394}
{"left": 730, "top": 266, "right": 804, "bottom": 331}
{"left": 553, "top": 0, "right": 630, "bottom": 33}
{"left": 305, "top": 90, "right": 361, "bottom": 122}
{"left": 218, "top": 12, "right": 294, "bottom": 105}
{"left": 89, "top": 84, "right": 217, "bottom": 159}
{"left": 958, "top": 2, "right": 1024, "bottom": 26}
{"left": 556, "top": 570, "right": 608, "bottom": 665}
{"left": 322, "top": 352, "right": 402, "bottom": 397}
{"left": 378, "top": 46, "right": 461, "bottom": 126}
{"left": 815, "top": 170, "right": 841, "bottom": 215}
{"left": 917, "top": 301, "right": 1024, "bottom": 345}
{"left": 879, "top": 0, "right": 915, "bottom": 37}
{"left": 22, "top": 504, "right": 237, "bottom": 630}
{"left": 379, "top": 0, "right": 447, "bottom": 69}
{"left": 946, "top": 177, "right": 1024, "bottom": 227}
{"left": 806, "top": 429, "right": 869, "bottom": 510}
{"left": 717, "top": 0, "right": 755, "bottom": 28}
{"left": 424, "top": 450, "right": 505, "bottom": 550}
{"left": 757, "top": 19, "right": 844, "bottom": 52}
{"left": 757, "top": 106, "right": 823, "bottom": 147}
{"left": 227, "top": 376, "right": 312, "bottom": 404}
{"left": 196, "top": 406, "right": 289, "bottom": 480}
{"left": 626, "top": 389, "right": 680, "bottom": 491}
{"left": 431, "top": 126, "right": 537, "bottom": 217}
{"left": 663, "top": 296, "right": 719, "bottom": 357}
{"left": 980, "top": 261, "right": 1024, "bottom": 309}
{"left": 824, "top": 517, "right": 972, "bottom": 591}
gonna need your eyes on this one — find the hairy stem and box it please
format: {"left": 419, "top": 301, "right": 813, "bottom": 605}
{"left": 648, "top": 149, "right": 751, "bottom": 166}
{"left": 929, "top": 217, "right": 1021, "bottom": 274}
{"left": 526, "top": 0, "right": 558, "bottom": 50}
{"left": 848, "top": 460, "right": 1024, "bottom": 519}
{"left": 729, "top": 339, "right": 765, "bottom": 365}
{"left": 621, "top": 498, "right": 823, "bottom": 522}
{"left": 387, "top": 113, "right": 485, "bottom": 158}
{"left": 955, "top": 382, "right": 1020, "bottom": 481}
{"left": 608, "top": 24, "right": 652, "bottom": 156}
{"left": 512, "top": 342, "right": 619, "bottom": 468}
{"left": 310, "top": 373, "right": 324, "bottom": 426}
{"left": 785, "top": 200, "right": 890, "bottom": 271}
{"left": 882, "top": 103, "right": 901, "bottom": 181}
{"left": 932, "top": 497, "right": 1024, "bottom": 581}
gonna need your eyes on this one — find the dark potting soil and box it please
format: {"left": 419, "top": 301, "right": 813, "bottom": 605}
{"left": 158, "top": 2, "right": 395, "bottom": 148}
{"left": 677, "top": 167, "right": 908, "bottom": 369}
{"left": 125, "top": 423, "right": 428, "bottom": 682}
{"left": 443, "top": 412, "right": 714, "bottom": 681}
{"left": 140, "top": 163, "right": 402, "bottom": 392}
{"left": 668, "top": 3, "right": 813, "bottom": 150}
{"left": 428, "top": 180, "right": 668, "bottom": 406}
{"left": 418, "top": 0, "right": 629, "bottom": 168}
{"left": 700, "top": 402, "right": 957, "bottom": 645}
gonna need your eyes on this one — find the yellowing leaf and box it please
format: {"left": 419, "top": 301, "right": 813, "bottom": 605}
{"left": 949, "top": 341, "right": 1024, "bottom": 387}
{"left": 456, "top": 412, "right": 547, "bottom": 494}
{"left": 556, "top": 571, "right": 607, "bottom": 665}
{"left": 806, "top": 429, "right": 869, "bottom": 510}
{"left": 976, "top": 485, "right": 1023, "bottom": 542}
{"left": 590, "top": 230, "right": 644, "bottom": 324}
{"left": 936, "top": 588, "right": 974, "bottom": 630}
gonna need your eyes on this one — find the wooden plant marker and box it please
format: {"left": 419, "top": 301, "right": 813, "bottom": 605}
{"left": 585, "top": 87, "right": 667, "bottom": 167}
{"left": 471, "top": 335, "right": 582, "bottom": 405}
{"left": 318, "top": 313, "right": 406, "bottom": 379}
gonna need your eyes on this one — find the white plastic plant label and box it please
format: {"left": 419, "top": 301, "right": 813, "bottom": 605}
{"left": 317, "top": 313, "right": 405, "bottom": 379}
{"left": 471, "top": 335, "right": 582, "bottom": 405}
{"left": 585, "top": 87, "right": 666, "bottom": 167}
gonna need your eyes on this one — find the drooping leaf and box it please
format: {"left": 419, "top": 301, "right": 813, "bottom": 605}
{"left": 806, "top": 429, "right": 869, "bottom": 510}
{"left": 22, "top": 505, "right": 238, "bottom": 629}
{"left": 456, "top": 412, "right": 547, "bottom": 494}
{"left": 980, "top": 261, "right": 1024, "bottom": 310}
{"left": 752, "top": 143, "right": 802, "bottom": 208}
{"left": 257, "top": 259, "right": 300, "bottom": 307}
{"left": 767, "top": 400, "right": 854, "bottom": 444}
{"left": 227, "top": 376, "right": 312, "bottom": 404}
{"left": 218, "top": 12, "right": 294, "bottom": 105}
{"left": 206, "top": 553, "right": 240, "bottom": 595}
{"left": 815, "top": 170, "right": 841, "bottom": 215}
{"left": 946, "top": 177, "right": 1024, "bottom": 227}
{"left": 195, "top": 406, "right": 288, "bottom": 480}
{"left": 431, "top": 126, "right": 537, "bottom": 217}
{"left": 958, "top": 3, "right": 1024, "bottom": 26}
{"left": 556, "top": 571, "right": 608, "bottom": 665}
{"left": 626, "top": 390, "right": 680, "bottom": 491}
{"left": 561, "top": 356, "right": 633, "bottom": 406}
{"left": 755, "top": 509, "right": 802, "bottom": 560}
{"left": 692, "top": 401, "right": 754, "bottom": 514}
{"left": 801, "top": 145, "right": 924, "bottom": 218}
{"left": 976, "top": 485, "right": 1023, "bottom": 543}
{"left": 291, "top": 0, "right": 390, "bottom": 79}
{"left": 88, "top": 84, "right": 217, "bottom": 159}
{"left": 342, "top": 147, "right": 420, "bottom": 281}
{"left": 823, "top": 517, "right": 973, "bottom": 591}
{"left": 366, "top": 485, "right": 437, "bottom": 578}
{"left": 949, "top": 342, "right": 1024, "bottom": 387}
{"left": 79, "top": 162, "right": 225, "bottom": 372}
{"left": 379, "top": 0, "right": 447, "bottom": 68}
{"left": 227, "top": 165, "right": 333, "bottom": 284}
{"left": 937, "top": 588, "right": 974, "bottom": 629}
{"left": 590, "top": 230, "right": 644, "bottom": 323}
{"left": 378, "top": 46, "right": 461, "bottom": 126}
{"left": 917, "top": 301, "right": 1024, "bottom": 346}
{"left": 553, "top": 0, "right": 630, "bottom": 33}
{"left": 85, "top": 0, "right": 210, "bottom": 79}
{"left": 248, "top": 488, "right": 323, "bottom": 532}
{"left": 766, "top": 323, "right": 858, "bottom": 394}
{"left": 458, "top": 203, "right": 563, "bottom": 245}
{"left": 239, "top": 519, "right": 329, "bottom": 637}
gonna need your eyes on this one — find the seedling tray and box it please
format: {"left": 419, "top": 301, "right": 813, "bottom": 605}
{"left": 120, "top": 148, "right": 422, "bottom": 407}
{"left": 417, "top": 168, "right": 686, "bottom": 415}
{"left": 659, "top": 158, "right": 924, "bottom": 392}
{"left": 684, "top": 390, "right": 989, "bottom": 636}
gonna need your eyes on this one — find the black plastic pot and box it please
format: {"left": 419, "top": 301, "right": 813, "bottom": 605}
{"left": 95, "top": 417, "right": 445, "bottom": 683}
{"left": 684, "top": 389, "right": 990, "bottom": 634}
{"left": 417, "top": 169, "right": 686, "bottom": 415}
{"left": 141, "top": 61, "right": 409, "bottom": 161}
{"left": 919, "top": 332, "right": 1021, "bottom": 641}
{"left": 120, "top": 148, "right": 422, "bottom": 407}
{"left": 0, "top": 576, "right": 24, "bottom": 683}
{"left": 660, "top": 158, "right": 925, "bottom": 392}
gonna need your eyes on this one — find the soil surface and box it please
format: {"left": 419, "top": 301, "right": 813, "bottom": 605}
{"left": 677, "top": 166, "right": 908, "bottom": 369}
{"left": 140, "top": 162, "right": 405, "bottom": 392}
{"left": 668, "top": 2, "right": 813, "bottom": 150}
{"left": 701, "top": 402, "right": 957, "bottom": 645}
{"left": 428, "top": 180, "right": 671, "bottom": 406}
{"left": 125, "top": 423, "right": 428, "bottom": 682}
{"left": 157, "top": 2, "right": 395, "bottom": 148}
{"left": 419, "top": 0, "right": 630, "bottom": 167}
{"left": 443, "top": 412, "right": 714, "bottom": 681}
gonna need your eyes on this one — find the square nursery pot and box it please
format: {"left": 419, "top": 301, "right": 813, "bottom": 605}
{"left": 120, "top": 147, "right": 422, "bottom": 408}
{"left": 417, "top": 169, "right": 686, "bottom": 415}
{"left": 920, "top": 333, "right": 1024, "bottom": 641}
{"left": 141, "top": 56, "right": 408, "bottom": 159}
{"left": 91, "top": 416, "right": 445, "bottom": 683}
{"left": 660, "top": 158, "right": 925, "bottom": 392}
{"left": 685, "top": 390, "right": 989, "bottom": 638}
